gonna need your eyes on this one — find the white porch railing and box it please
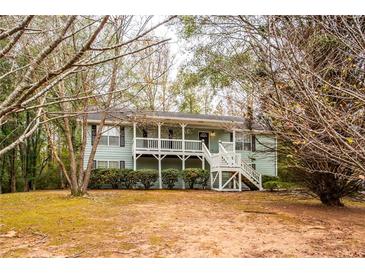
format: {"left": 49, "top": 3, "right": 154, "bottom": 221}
{"left": 135, "top": 137, "right": 202, "bottom": 153}
{"left": 184, "top": 140, "right": 202, "bottom": 151}
{"left": 160, "top": 138, "right": 182, "bottom": 151}
{"left": 135, "top": 137, "right": 158, "bottom": 150}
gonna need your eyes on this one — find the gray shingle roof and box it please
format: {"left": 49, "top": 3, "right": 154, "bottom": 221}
{"left": 86, "top": 109, "right": 267, "bottom": 131}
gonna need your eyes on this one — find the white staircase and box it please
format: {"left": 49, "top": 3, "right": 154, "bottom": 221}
{"left": 202, "top": 142, "right": 262, "bottom": 191}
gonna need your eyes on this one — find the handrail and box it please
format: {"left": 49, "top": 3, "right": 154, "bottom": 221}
{"left": 221, "top": 141, "right": 234, "bottom": 152}
{"left": 202, "top": 142, "right": 212, "bottom": 159}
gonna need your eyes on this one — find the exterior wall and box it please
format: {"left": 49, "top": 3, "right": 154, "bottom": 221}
{"left": 84, "top": 123, "right": 277, "bottom": 177}
{"left": 83, "top": 125, "right": 134, "bottom": 169}
{"left": 235, "top": 133, "right": 277, "bottom": 177}
{"left": 253, "top": 135, "right": 277, "bottom": 177}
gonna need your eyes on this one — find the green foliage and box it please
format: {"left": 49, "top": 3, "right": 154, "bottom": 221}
{"left": 138, "top": 169, "right": 159, "bottom": 189}
{"left": 161, "top": 168, "right": 180, "bottom": 189}
{"left": 198, "top": 169, "right": 210, "bottom": 189}
{"left": 263, "top": 181, "right": 278, "bottom": 192}
{"left": 126, "top": 170, "right": 141, "bottom": 189}
{"left": 181, "top": 168, "right": 208, "bottom": 189}
{"left": 127, "top": 169, "right": 158, "bottom": 190}
{"left": 262, "top": 175, "right": 279, "bottom": 183}
{"left": 35, "top": 164, "right": 62, "bottom": 190}
{"left": 104, "top": 169, "right": 120, "bottom": 189}
{"left": 89, "top": 169, "right": 108, "bottom": 189}
{"left": 119, "top": 169, "right": 133, "bottom": 189}
{"left": 89, "top": 168, "right": 134, "bottom": 189}
{"left": 181, "top": 16, "right": 198, "bottom": 38}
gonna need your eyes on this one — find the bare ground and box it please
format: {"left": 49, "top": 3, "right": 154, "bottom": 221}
{"left": 0, "top": 190, "right": 364, "bottom": 258}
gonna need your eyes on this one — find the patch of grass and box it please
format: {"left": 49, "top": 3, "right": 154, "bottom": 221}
{"left": 1, "top": 189, "right": 364, "bottom": 258}
{"left": 2, "top": 248, "right": 29, "bottom": 258}
{"left": 149, "top": 235, "right": 163, "bottom": 246}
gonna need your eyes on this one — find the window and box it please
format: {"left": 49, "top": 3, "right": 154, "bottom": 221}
{"left": 109, "top": 161, "right": 119, "bottom": 169}
{"left": 97, "top": 161, "right": 108, "bottom": 168}
{"left": 109, "top": 136, "right": 119, "bottom": 146}
{"left": 235, "top": 134, "right": 252, "bottom": 151}
{"left": 235, "top": 141, "right": 243, "bottom": 151}
{"left": 100, "top": 136, "right": 108, "bottom": 146}
{"left": 243, "top": 135, "right": 252, "bottom": 151}
{"left": 98, "top": 126, "right": 120, "bottom": 146}
{"left": 94, "top": 160, "right": 126, "bottom": 169}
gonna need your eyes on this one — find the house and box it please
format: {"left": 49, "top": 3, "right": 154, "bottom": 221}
{"left": 83, "top": 111, "right": 277, "bottom": 191}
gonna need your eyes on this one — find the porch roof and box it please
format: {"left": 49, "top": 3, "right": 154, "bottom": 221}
{"left": 85, "top": 110, "right": 268, "bottom": 132}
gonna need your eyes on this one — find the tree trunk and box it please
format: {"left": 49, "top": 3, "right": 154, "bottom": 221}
{"left": 9, "top": 148, "right": 17, "bottom": 193}
{"left": 319, "top": 194, "right": 344, "bottom": 207}
{"left": 0, "top": 158, "right": 3, "bottom": 194}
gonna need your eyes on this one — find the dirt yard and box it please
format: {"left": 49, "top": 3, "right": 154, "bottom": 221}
{"left": 0, "top": 190, "right": 364, "bottom": 258}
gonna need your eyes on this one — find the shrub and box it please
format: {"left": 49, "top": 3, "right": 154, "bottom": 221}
{"left": 182, "top": 168, "right": 202, "bottom": 189}
{"left": 126, "top": 170, "right": 140, "bottom": 189}
{"left": 161, "top": 168, "right": 180, "bottom": 189}
{"left": 127, "top": 169, "right": 158, "bottom": 190}
{"left": 264, "top": 181, "right": 278, "bottom": 192}
{"left": 262, "top": 175, "right": 279, "bottom": 183}
{"left": 89, "top": 168, "right": 108, "bottom": 189}
{"left": 139, "top": 169, "right": 159, "bottom": 189}
{"left": 198, "top": 169, "right": 210, "bottom": 189}
{"left": 105, "top": 168, "right": 121, "bottom": 189}
{"left": 119, "top": 169, "right": 133, "bottom": 189}
{"left": 89, "top": 168, "right": 131, "bottom": 189}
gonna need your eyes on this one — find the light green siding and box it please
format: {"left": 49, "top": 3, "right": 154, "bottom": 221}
{"left": 235, "top": 133, "right": 277, "bottom": 177}
{"left": 84, "top": 125, "right": 134, "bottom": 169}
{"left": 84, "top": 123, "right": 277, "bottom": 178}
{"left": 253, "top": 135, "right": 277, "bottom": 177}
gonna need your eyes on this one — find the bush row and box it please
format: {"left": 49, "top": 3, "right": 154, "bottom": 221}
{"left": 89, "top": 168, "right": 209, "bottom": 190}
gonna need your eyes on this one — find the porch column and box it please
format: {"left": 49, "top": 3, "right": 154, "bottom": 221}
{"left": 181, "top": 124, "right": 186, "bottom": 152}
{"left": 239, "top": 171, "right": 242, "bottom": 191}
{"left": 133, "top": 122, "right": 137, "bottom": 171}
{"left": 232, "top": 129, "right": 236, "bottom": 153}
{"left": 158, "top": 122, "right": 162, "bottom": 189}
{"left": 219, "top": 171, "right": 222, "bottom": 190}
{"left": 201, "top": 140, "right": 205, "bottom": 169}
{"left": 181, "top": 124, "right": 186, "bottom": 189}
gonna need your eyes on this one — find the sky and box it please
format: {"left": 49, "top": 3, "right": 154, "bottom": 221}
{"left": 151, "top": 16, "right": 189, "bottom": 81}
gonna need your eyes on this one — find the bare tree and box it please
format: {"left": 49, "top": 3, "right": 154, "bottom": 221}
{"left": 239, "top": 16, "right": 365, "bottom": 205}
{"left": 0, "top": 15, "right": 175, "bottom": 158}
{"left": 41, "top": 16, "right": 175, "bottom": 196}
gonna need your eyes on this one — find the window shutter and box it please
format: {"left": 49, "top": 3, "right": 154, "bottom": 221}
{"left": 91, "top": 125, "right": 97, "bottom": 145}
{"left": 229, "top": 132, "right": 233, "bottom": 142}
{"left": 93, "top": 160, "right": 97, "bottom": 169}
{"left": 120, "top": 126, "right": 125, "bottom": 147}
{"left": 251, "top": 135, "right": 256, "bottom": 152}
{"left": 119, "top": 161, "right": 125, "bottom": 169}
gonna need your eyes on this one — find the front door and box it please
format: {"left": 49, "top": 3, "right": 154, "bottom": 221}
{"left": 199, "top": 132, "right": 209, "bottom": 148}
